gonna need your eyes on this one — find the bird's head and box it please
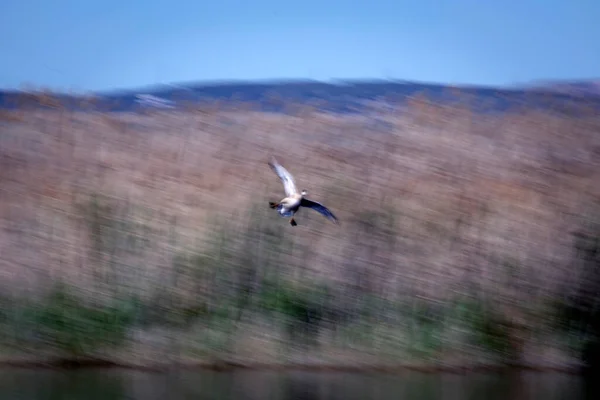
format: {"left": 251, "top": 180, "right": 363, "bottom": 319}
{"left": 301, "top": 189, "right": 308, "bottom": 197}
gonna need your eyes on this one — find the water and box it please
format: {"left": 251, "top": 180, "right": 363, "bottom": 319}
{"left": 0, "top": 369, "right": 591, "bottom": 400}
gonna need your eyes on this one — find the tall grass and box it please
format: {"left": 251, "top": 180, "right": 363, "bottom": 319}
{"left": 0, "top": 90, "right": 599, "bottom": 368}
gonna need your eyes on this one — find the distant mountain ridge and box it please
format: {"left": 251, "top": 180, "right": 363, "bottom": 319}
{"left": 1, "top": 78, "right": 599, "bottom": 114}
{"left": 525, "top": 80, "right": 600, "bottom": 96}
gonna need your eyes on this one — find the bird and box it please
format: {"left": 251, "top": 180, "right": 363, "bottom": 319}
{"left": 268, "top": 156, "right": 339, "bottom": 227}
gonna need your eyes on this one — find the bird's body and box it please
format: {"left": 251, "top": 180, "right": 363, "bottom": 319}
{"left": 268, "top": 157, "right": 338, "bottom": 226}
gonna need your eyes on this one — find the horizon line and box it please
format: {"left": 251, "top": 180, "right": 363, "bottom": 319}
{"left": 1, "top": 76, "right": 598, "bottom": 96}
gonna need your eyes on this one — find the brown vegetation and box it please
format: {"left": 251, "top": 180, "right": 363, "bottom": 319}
{"left": 0, "top": 92, "right": 599, "bottom": 370}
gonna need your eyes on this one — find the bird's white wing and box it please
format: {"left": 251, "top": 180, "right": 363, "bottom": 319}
{"left": 268, "top": 157, "right": 297, "bottom": 196}
{"left": 300, "top": 198, "right": 339, "bottom": 224}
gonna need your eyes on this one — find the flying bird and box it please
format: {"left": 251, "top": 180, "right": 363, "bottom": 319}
{"left": 268, "top": 156, "right": 339, "bottom": 227}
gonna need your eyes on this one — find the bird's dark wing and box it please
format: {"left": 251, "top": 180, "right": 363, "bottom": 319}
{"left": 300, "top": 198, "right": 339, "bottom": 224}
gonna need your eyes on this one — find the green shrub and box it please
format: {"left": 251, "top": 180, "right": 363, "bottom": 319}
{"left": 31, "top": 283, "right": 135, "bottom": 357}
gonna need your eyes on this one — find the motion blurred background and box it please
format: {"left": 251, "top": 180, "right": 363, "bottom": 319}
{"left": 1, "top": 1, "right": 600, "bottom": 398}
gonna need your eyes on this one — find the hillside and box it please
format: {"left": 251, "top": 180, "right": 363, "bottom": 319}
{"left": 2, "top": 79, "right": 600, "bottom": 114}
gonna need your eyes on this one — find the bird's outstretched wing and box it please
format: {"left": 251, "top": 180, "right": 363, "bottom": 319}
{"left": 268, "top": 157, "right": 298, "bottom": 197}
{"left": 300, "top": 198, "right": 339, "bottom": 224}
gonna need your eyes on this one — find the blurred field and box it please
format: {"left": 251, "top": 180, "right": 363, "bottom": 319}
{"left": 0, "top": 93, "right": 599, "bottom": 370}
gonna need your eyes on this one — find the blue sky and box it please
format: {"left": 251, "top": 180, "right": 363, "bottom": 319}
{"left": 1, "top": 0, "right": 598, "bottom": 91}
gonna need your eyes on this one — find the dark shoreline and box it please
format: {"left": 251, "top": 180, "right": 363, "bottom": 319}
{"left": 0, "top": 358, "right": 584, "bottom": 375}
